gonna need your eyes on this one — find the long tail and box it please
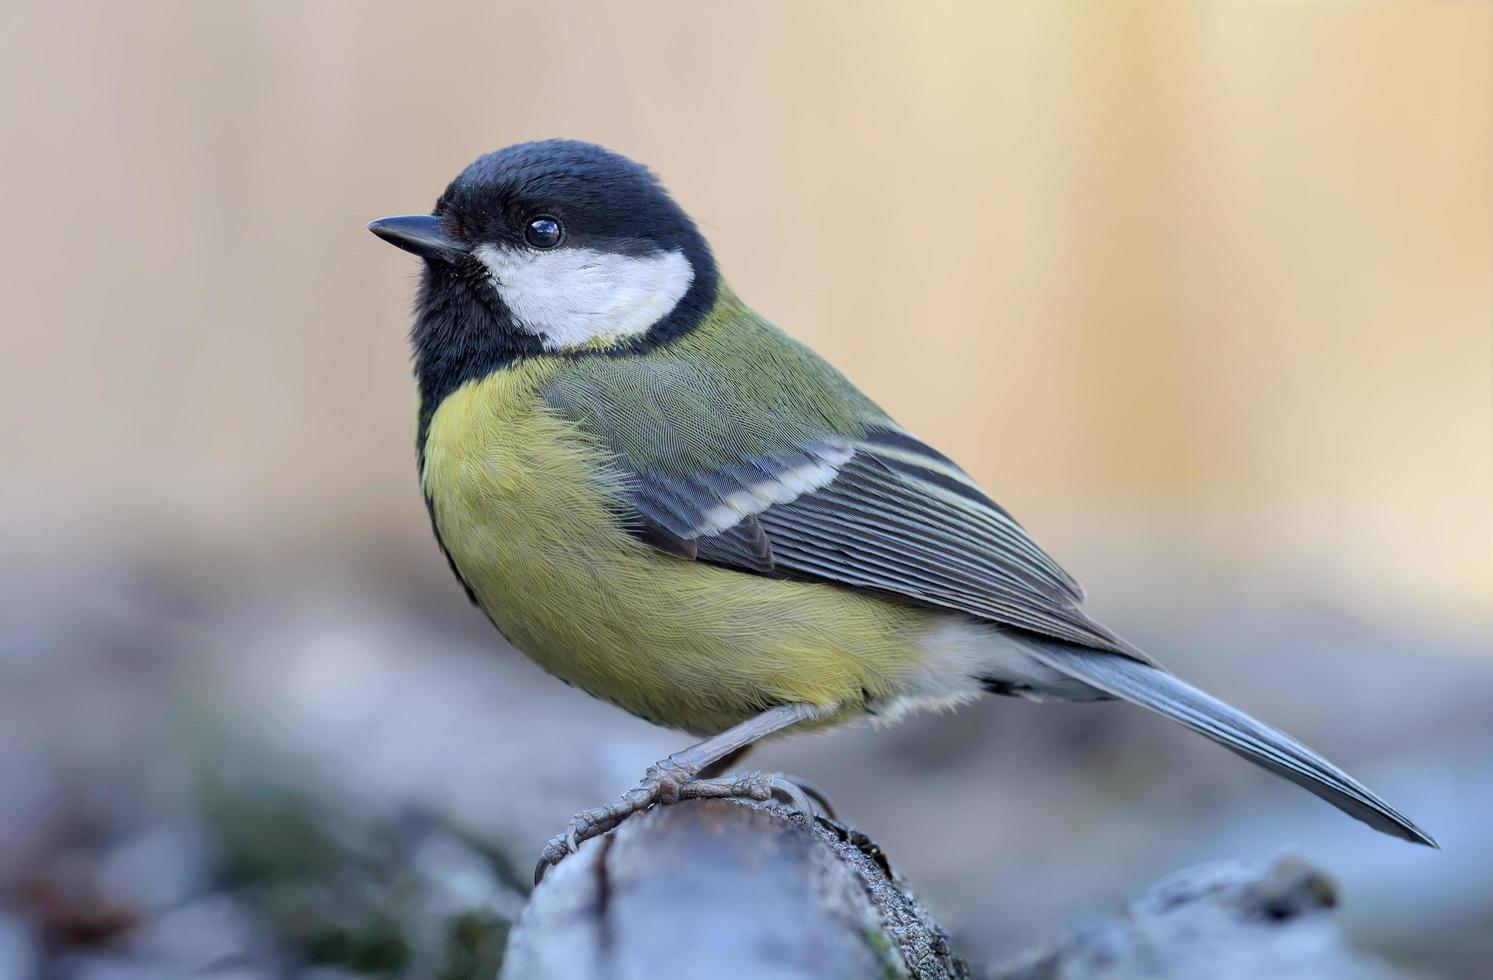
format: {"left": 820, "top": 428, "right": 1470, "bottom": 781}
{"left": 1022, "top": 640, "right": 1438, "bottom": 847}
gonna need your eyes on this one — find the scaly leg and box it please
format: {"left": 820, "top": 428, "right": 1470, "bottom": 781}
{"left": 534, "top": 702, "right": 825, "bottom": 883}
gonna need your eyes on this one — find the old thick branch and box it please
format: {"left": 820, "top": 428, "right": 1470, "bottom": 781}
{"left": 500, "top": 799, "right": 1410, "bottom": 980}
{"left": 499, "top": 798, "right": 970, "bottom": 979}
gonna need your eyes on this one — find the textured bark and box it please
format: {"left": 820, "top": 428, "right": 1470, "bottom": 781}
{"left": 502, "top": 801, "right": 1410, "bottom": 980}
{"left": 500, "top": 798, "right": 970, "bottom": 980}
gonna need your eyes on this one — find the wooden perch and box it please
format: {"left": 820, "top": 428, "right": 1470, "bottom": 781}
{"left": 500, "top": 799, "right": 1409, "bottom": 980}
{"left": 499, "top": 798, "right": 971, "bottom": 979}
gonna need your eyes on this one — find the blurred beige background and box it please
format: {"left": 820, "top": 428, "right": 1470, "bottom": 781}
{"left": 2, "top": 0, "right": 1488, "bottom": 628}
{"left": 1, "top": 3, "right": 1491, "bottom": 977}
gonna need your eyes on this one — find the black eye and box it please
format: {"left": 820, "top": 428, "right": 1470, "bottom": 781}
{"left": 524, "top": 215, "right": 563, "bottom": 249}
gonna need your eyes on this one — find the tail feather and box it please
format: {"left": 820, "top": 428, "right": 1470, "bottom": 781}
{"left": 1023, "top": 641, "right": 1438, "bottom": 847}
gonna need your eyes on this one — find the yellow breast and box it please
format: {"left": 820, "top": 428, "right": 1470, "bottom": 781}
{"left": 418, "top": 362, "right": 931, "bottom": 735}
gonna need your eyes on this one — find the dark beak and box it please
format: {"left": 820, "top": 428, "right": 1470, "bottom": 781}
{"left": 366, "top": 214, "right": 466, "bottom": 262}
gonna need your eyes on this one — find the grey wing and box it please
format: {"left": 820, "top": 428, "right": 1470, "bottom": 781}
{"left": 596, "top": 415, "right": 1141, "bottom": 660}
{"left": 765, "top": 430, "right": 1141, "bottom": 657}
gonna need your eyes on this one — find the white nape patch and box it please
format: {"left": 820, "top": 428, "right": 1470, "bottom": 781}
{"left": 871, "top": 615, "right": 1101, "bottom": 726}
{"left": 693, "top": 445, "right": 855, "bottom": 537}
{"left": 475, "top": 244, "right": 693, "bottom": 350}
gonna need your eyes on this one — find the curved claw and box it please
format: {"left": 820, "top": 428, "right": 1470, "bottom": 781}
{"left": 768, "top": 774, "right": 817, "bottom": 822}
{"left": 779, "top": 774, "right": 837, "bottom": 819}
{"left": 534, "top": 834, "right": 570, "bottom": 886}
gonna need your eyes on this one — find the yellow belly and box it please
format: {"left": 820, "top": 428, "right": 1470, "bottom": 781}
{"left": 419, "top": 362, "right": 931, "bottom": 735}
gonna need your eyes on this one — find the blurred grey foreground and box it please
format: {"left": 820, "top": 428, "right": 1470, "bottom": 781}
{"left": 2, "top": 548, "right": 1489, "bottom": 978}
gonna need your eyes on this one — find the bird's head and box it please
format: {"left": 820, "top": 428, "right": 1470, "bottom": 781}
{"left": 369, "top": 140, "right": 719, "bottom": 396}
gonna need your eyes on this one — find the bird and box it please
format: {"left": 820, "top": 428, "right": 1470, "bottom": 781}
{"left": 367, "top": 139, "right": 1435, "bottom": 881}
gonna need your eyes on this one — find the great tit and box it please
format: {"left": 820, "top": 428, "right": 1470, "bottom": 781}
{"left": 368, "top": 140, "right": 1435, "bottom": 879}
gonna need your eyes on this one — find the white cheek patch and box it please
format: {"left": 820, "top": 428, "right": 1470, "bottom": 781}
{"left": 474, "top": 244, "right": 694, "bottom": 350}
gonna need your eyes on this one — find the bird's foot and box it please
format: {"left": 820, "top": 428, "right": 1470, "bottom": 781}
{"left": 776, "top": 773, "right": 837, "bottom": 819}
{"left": 534, "top": 766, "right": 818, "bottom": 884}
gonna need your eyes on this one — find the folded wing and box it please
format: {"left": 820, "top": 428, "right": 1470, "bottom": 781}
{"left": 544, "top": 361, "right": 1143, "bottom": 659}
